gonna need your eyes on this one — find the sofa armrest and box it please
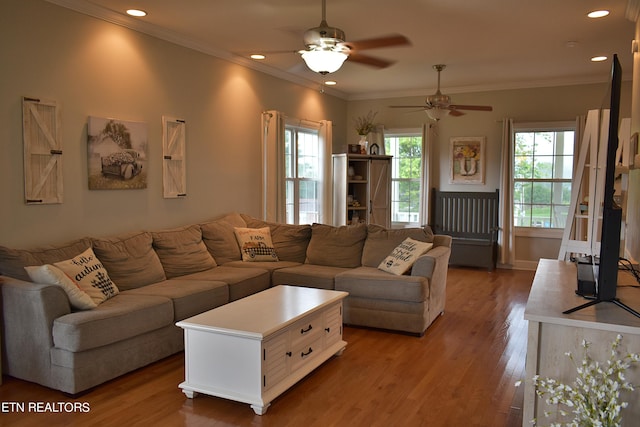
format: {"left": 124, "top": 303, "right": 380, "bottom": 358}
{"left": 410, "top": 235, "right": 452, "bottom": 322}
{"left": 1, "top": 275, "right": 70, "bottom": 383}
{"left": 411, "top": 235, "right": 452, "bottom": 278}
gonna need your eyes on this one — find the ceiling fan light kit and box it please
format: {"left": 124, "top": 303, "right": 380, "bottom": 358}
{"left": 301, "top": 49, "right": 348, "bottom": 74}
{"left": 298, "top": 0, "right": 410, "bottom": 74}
{"left": 389, "top": 64, "right": 493, "bottom": 121}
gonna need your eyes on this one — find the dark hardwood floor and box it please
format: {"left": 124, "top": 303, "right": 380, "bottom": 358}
{"left": 0, "top": 267, "right": 534, "bottom": 427}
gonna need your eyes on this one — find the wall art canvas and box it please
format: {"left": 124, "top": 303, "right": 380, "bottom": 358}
{"left": 87, "top": 116, "right": 148, "bottom": 190}
{"left": 450, "top": 136, "right": 485, "bottom": 184}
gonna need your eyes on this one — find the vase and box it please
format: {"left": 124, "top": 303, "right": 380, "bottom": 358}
{"left": 458, "top": 157, "right": 467, "bottom": 176}
{"left": 358, "top": 134, "right": 368, "bottom": 154}
{"left": 465, "top": 158, "right": 477, "bottom": 176}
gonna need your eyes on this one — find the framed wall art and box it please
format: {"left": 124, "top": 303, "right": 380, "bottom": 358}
{"left": 87, "top": 116, "right": 148, "bottom": 190}
{"left": 450, "top": 136, "right": 485, "bottom": 184}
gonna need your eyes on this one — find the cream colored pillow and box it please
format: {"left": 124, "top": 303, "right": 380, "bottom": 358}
{"left": 378, "top": 237, "right": 434, "bottom": 275}
{"left": 24, "top": 264, "right": 97, "bottom": 310}
{"left": 234, "top": 227, "right": 279, "bottom": 262}
{"left": 54, "top": 247, "right": 119, "bottom": 305}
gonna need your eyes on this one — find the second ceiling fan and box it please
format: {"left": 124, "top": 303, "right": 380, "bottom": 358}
{"left": 298, "top": 0, "right": 411, "bottom": 74}
{"left": 390, "top": 65, "right": 493, "bottom": 120}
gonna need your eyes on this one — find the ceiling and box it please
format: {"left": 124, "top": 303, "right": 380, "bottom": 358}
{"left": 47, "top": 0, "right": 637, "bottom": 100}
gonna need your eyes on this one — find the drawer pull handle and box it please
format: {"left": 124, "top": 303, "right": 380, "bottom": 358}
{"left": 286, "top": 351, "right": 292, "bottom": 357}
{"left": 325, "top": 327, "right": 330, "bottom": 333}
{"left": 301, "top": 347, "right": 313, "bottom": 357}
{"left": 300, "top": 325, "right": 313, "bottom": 334}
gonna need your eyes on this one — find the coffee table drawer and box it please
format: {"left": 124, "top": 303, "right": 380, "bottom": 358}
{"left": 290, "top": 311, "right": 323, "bottom": 349}
{"left": 290, "top": 335, "right": 324, "bottom": 373}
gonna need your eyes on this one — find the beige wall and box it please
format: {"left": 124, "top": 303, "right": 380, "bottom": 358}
{"left": 0, "top": 0, "right": 346, "bottom": 248}
{"left": 348, "top": 82, "right": 633, "bottom": 265}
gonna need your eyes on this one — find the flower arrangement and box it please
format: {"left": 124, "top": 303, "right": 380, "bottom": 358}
{"left": 353, "top": 110, "right": 378, "bottom": 135}
{"left": 453, "top": 143, "right": 480, "bottom": 160}
{"left": 527, "top": 334, "right": 639, "bottom": 427}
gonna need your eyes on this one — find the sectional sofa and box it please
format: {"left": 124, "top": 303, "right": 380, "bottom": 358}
{"left": 0, "top": 213, "right": 451, "bottom": 394}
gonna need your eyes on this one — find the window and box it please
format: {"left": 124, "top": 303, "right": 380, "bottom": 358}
{"left": 513, "top": 124, "right": 575, "bottom": 229}
{"left": 284, "top": 124, "right": 322, "bottom": 224}
{"left": 384, "top": 131, "right": 423, "bottom": 226}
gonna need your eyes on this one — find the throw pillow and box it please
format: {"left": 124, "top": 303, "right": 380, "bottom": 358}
{"left": 234, "top": 227, "right": 279, "bottom": 262}
{"left": 240, "top": 214, "right": 312, "bottom": 263}
{"left": 378, "top": 237, "right": 434, "bottom": 276}
{"left": 54, "top": 247, "right": 119, "bottom": 305}
{"left": 362, "top": 224, "right": 435, "bottom": 267}
{"left": 24, "top": 264, "right": 97, "bottom": 310}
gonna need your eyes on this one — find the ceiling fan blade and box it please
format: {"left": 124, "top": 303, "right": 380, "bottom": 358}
{"left": 342, "top": 34, "right": 411, "bottom": 51}
{"left": 389, "top": 105, "right": 430, "bottom": 109}
{"left": 449, "top": 104, "right": 493, "bottom": 111}
{"left": 448, "top": 109, "right": 465, "bottom": 117}
{"left": 348, "top": 53, "right": 394, "bottom": 68}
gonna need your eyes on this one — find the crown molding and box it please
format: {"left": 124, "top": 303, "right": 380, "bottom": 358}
{"left": 347, "top": 75, "right": 616, "bottom": 101}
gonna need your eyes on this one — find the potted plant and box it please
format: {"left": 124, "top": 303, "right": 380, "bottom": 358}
{"left": 353, "top": 110, "right": 378, "bottom": 154}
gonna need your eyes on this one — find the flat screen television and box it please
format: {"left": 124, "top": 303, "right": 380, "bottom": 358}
{"left": 598, "top": 54, "right": 623, "bottom": 302}
{"left": 565, "top": 54, "right": 640, "bottom": 318}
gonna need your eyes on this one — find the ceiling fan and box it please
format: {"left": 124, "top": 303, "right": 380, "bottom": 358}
{"left": 297, "top": 0, "right": 411, "bottom": 74}
{"left": 390, "top": 64, "right": 493, "bottom": 120}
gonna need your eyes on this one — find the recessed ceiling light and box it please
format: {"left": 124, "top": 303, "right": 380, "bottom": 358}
{"left": 250, "top": 54, "right": 266, "bottom": 60}
{"left": 126, "top": 9, "right": 147, "bottom": 17}
{"left": 587, "top": 10, "right": 609, "bottom": 19}
{"left": 591, "top": 56, "right": 608, "bottom": 62}
{"left": 324, "top": 81, "right": 337, "bottom": 86}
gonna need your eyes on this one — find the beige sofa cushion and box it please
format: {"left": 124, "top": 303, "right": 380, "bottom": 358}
{"left": 122, "top": 279, "right": 229, "bottom": 321}
{"left": 151, "top": 225, "right": 216, "bottom": 278}
{"left": 241, "top": 214, "right": 311, "bottom": 263}
{"left": 92, "top": 231, "right": 166, "bottom": 290}
{"left": 0, "top": 237, "right": 92, "bottom": 281}
{"left": 335, "top": 266, "right": 429, "bottom": 302}
{"left": 52, "top": 294, "right": 173, "bottom": 352}
{"left": 362, "top": 224, "right": 435, "bottom": 267}
{"left": 200, "top": 213, "right": 246, "bottom": 264}
{"left": 305, "top": 223, "right": 367, "bottom": 268}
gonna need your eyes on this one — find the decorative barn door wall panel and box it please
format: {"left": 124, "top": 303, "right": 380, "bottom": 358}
{"left": 22, "top": 97, "right": 63, "bottom": 204}
{"left": 162, "top": 116, "right": 187, "bottom": 198}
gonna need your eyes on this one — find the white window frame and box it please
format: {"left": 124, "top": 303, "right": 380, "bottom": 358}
{"left": 384, "top": 129, "right": 423, "bottom": 228}
{"left": 284, "top": 121, "right": 323, "bottom": 225}
{"left": 512, "top": 121, "right": 576, "bottom": 238}
{"left": 261, "top": 111, "right": 332, "bottom": 225}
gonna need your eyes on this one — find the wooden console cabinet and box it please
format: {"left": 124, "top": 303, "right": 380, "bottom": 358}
{"left": 523, "top": 259, "right": 640, "bottom": 425}
{"left": 332, "top": 154, "right": 392, "bottom": 227}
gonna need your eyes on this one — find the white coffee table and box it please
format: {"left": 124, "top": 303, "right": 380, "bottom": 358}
{"left": 176, "top": 285, "right": 348, "bottom": 415}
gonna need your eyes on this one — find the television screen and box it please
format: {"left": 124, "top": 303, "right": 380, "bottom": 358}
{"left": 565, "top": 54, "right": 639, "bottom": 318}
